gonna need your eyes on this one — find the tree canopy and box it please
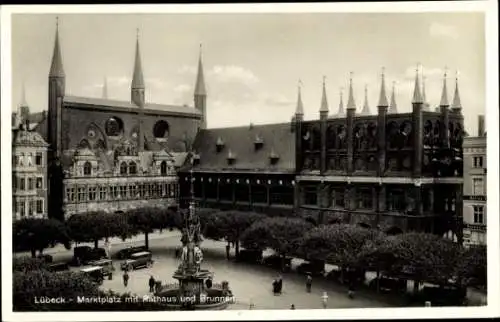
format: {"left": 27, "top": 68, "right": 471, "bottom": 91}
{"left": 13, "top": 218, "right": 71, "bottom": 257}
{"left": 201, "top": 210, "right": 265, "bottom": 243}
{"left": 241, "top": 217, "right": 313, "bottom": 256}
{"left": 67, "top": 211, "right": 131, "bottom": 245}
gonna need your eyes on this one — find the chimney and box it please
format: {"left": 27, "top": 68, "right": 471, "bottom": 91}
{"left": 478, "top": 115, "right": 485, "bottom": 137}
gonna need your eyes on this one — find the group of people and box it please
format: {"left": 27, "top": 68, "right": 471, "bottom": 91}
{"left": 272, "top": 275, "right": 283, "bottom": 295}
{"left": 121, "top": 271, "right": 158, "bottom": 294}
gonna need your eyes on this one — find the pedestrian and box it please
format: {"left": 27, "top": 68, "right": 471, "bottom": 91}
{"left": 149, "top": 275, "right": 155, "bottom": 293}
{"left": 290, "top": 304, "right": 295, "bottom": 310}
{"left": 123, "top": 271, "right": 129, "bottom": 287}
{"left": 348, "top": 281, "right": 355, "bottom": 299}
{"left": 225, "top": 244, "right": 230, "bottom": 260}
{"left": 321, "top": 291, "right": 328, "bottom": 308}
{"left": 306, "top": 274, "right": 312, "bottom": 293}
{"left": 272, "top": 279, "right": 278, "bottom": 295}
{"left": 277, "top": 275, "right": 283, "bottom": 294}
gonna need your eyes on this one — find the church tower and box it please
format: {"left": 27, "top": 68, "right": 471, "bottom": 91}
{"left": 194, "top": 44, "right": 207, "bottom": 130}
{"left": 131, "top": 30, "right": 145, "bottom": 152}
{"left": 48, "top": 18, "right": 66, "bottom": 160}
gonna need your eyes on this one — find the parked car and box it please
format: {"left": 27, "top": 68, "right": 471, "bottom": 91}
{"left": 262, "top": 254, "right": 292, "bottom": 272}
{"left": 420, "top": 285, "right": 467, "bottom": 306}
{"left": 369, "top": 277, "right": 407, "bottom": 293}
{"left": 120, "top": 251, "right": 154, "bottom": 271}
{"left": 236, "top": 249, "right": 263, "bottom": 264}
{"left": 326, "top": 268, "right": 365, "bottom": 285}
{"left": 80, "top": 266, "right": 105, "bottom": 285}
{"left": 296, "top": 261, "right": 325, "bottom": 276}
{"left": 73, "top": 246, "right": 107, "bottom": 265}
{"left": 37, "top": 254, "right": 53, "bottom": 263}
{"left": 88, "top": 259, "right": 115, "bottom": 279}
{"left": 46, "top": 262, "right": 70, "bottom": 272}
{"left": 115, "top": 245, "right": 148, "bottom": 259}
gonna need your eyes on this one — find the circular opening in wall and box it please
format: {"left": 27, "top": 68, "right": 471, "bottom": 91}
{"left": 105, "top": 117, "right": 124, "bottom": 137}
{"left": 153, "top": 120, "right": 170, "bottom": 138}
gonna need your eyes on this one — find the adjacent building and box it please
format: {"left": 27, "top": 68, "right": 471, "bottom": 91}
{"left": 462, "top": 115, "right": 487, "bottom": 246}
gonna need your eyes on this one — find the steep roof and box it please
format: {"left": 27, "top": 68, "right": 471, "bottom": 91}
{"left": 191, "top": 123, "right": 295, "bottom": 172}
{"left": 12, "top": 128, "right": 49, "bottom": 148}
{"left": 63, "top": 96, "right": 202, "bottom": 117}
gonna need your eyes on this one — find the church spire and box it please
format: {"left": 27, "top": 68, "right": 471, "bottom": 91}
{"left": 102, "top": 77, "right": 108, "bottom": 99}
{"left": 451, "top": 70, "right": 462, "bottom": 111}
{"left": 49, "top": 17, "right": 65, "bottom": 78}
{"left": 439, "top": 67, "right": 449, "bottom": 107}
{"left": 20, "top": 81, "right": 28, "bottom": 107}
{"left": 346, "top": 72, "right": 356, "bottom": 110}
{"left": 412, "top": 64, "right": 423, "bottom": 104}
{"left": 319, "top": 76, "right": 329, "bottom": 113}
{"left": 131, "top": 28, "right": 145, "bottom": 90}
{"left": 336, "top": 87, "right": 345, "bottom": 117}
{"left": 377, "top": 67, "right": 389, "bottom": 107}
{"left": 361, "top": 84, "right": 370, "bottom": 115}
{"left": 295, "top": 80, "right": 304, "bottom": 116}
{"left": 194, "top": 44, "right": 207, "bottom": 96}
{"left": 389, "top": 81, "right": 398, "bottom": 114}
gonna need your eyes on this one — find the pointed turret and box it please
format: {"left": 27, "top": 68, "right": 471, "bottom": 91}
{"left": 194, "top": 44, "right": 208, "bottom": 129}
{"left": 131, "top": 30, "right": 145, "bottom": 91}
{"left": 319, "top": 76, "right": 329, "bottom": 114}
{"left": 361, "top": 84, "right": 370, "bottom": 115}
{"left": 377, "top": 68, "right": 389, "bottom": 107}
{"left": 194, "top": 44, "right": 207, "bottom": 96}
{"left": 19, "top": 81, "right": 30, "bottom": 121}
{"left": 346, "top": 72, "right": 356, "bottom": 111}
{"left": 49, "top": 18, "right": 65, "bottom": 78}
{"left": 451, "top": 71, "right": 462, "bottom": 112}
{"left": 102, "top": 77, "right": 108, "bottom": 99}
{"left": 389, "top": 81, "right": 398, "bottom": 114}
{"left": 295, "top": 80, "right": 304, "bottom": 119}
{"left": 336, "top": 88, "right": 345, "bottom": 117}
{"left": 439, "top": 68, "right": 449, "bottom": 107}
{"left": 412, "top": 65, "right": 423, "bottom": 104}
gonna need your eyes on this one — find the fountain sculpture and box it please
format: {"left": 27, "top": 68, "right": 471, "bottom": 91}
{"left": 154, "top": 170, "right": 233, "bottom": 310}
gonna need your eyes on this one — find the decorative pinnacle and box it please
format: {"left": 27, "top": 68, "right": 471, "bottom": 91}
{"left": 439, "top": 66, "right": 449, "bottom": 106}
{"left": 56, "top": 16, "right": 59, "bottom": 28}
{"left": 295, "top": 79, "right": 304, "bottom": 116}
{"left": 346, "top": 72, "right": 356, "bottom": 110}
{"left": 412, "top": 63, "right": 423, "bottom": 104}
{"left": 320, "top": 75, "right": 329, "bottom": 113}
{"left": 378, "top": 66, "right": 389, "bottom": 107}
{"left": 452, "top": 69, "right": 462, "bottom": 110}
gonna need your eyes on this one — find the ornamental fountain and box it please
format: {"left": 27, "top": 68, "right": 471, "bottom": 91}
{"left": 154, "top": 170, "right": 233, "bottom": 310}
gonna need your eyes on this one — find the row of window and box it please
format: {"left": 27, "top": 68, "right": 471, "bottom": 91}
{"left": 193, "top": 183, "right": 294, "bottom": 205}
{"left": 13, "top": 198, "right": 44, "bottom": 217}
{"left": 82, "top": 161, "right": 174, "bottom": 177}
{"left": 473, "top": 156, "right": 484, "bottom": 169}
{"left": 12, "top": 175, "right": 44, "bottom": 191}
{"left": 472, "top": 178, "right": 485, "bottom": 195}
{"left": 13, "top": 152, "right": 44, "bottom": 167}
{"left": 65, "top": 183, "right": 179, "bottom": 203}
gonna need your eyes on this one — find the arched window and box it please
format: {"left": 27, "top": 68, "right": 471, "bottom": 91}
{"left": 120, "top": 162, "right": 128, "bottom": 175}
{"left": 160, "top": 161, "right": 167, "bottom": 175}
{"left": 105, "top": 117, "right": 124, "bottom": 136}
{"left": 83, "top": 162, "right": 92, "bottom": 176}
{"left": 153, "top": 120, "right": 170, "bottom": 138}
{"left": 129, "top": 162, "right": 137, "bottom": 175}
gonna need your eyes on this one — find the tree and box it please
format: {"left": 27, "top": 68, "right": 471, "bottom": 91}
{"left": 13, "top": 218, "right": 71, "bottom": 257}
{"left": 13, "top": 256, "right": 48, "bottom": 272}
{"left": 201, "top": 210, "right": 266, "bottom": 256}
{"left": 384, "top": 232, "right": 463, "bottom": 293}
{"left": 13, "top": 270, "right": 99, "bottom": 311}
{"left": 67, "top": 212, "right": 131, "bottom": 248}
{"left": 456, "top": 245, "right": 487, "bottom": 289}
{"left": 242, "top": 217, "right": 313, "bottom": 269}
{"left": 299, "top": 224, "right": 384, "bottom": 270}
{"left": 126, "top": 207, "right": 157, "bottom": 249}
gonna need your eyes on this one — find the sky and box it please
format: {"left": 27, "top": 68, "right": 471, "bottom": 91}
{"left": 11, "top": 12, "right": 485, "bottom": 135}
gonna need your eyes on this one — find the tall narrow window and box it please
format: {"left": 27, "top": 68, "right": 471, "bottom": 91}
{"left": 36, "top": 177, "right": 43, "bottom": 189}
{"left": 20, "top": 178, "right": 26, "bottom": 190}
{"left": 88, "top": 187, "right": 97, "bottom": 201}
{"left": 160, "top": 161, "right": 167, "bottom": 175}
{"left": 28, "top": 178, "right": 34, "bottom": 190}
{"left": 129, "top": 162, "right": 137, "bottom": 175}
{"left": 472, "top": 178, "right": 484, "bottom": 195}
{"left": 35, "top": 153, "right": 43, "bottom": 166}
{"left": 473, "top": 156, "right": 484, "bottom": 168}
{"left": 120, "top": 162, "right": 128, "bottom": 175}
{"left": 83, "top": 162, "right": 92, "bottom": 176}
{"left": 304, "top": 186, "right": 318, "bottom": 206}
{"left": 473, "top": 206, "right": 484, "bottom": 224}
{"left": 19, "top": 201, "right": 26, "bottom": 217}
{"left": 36, "top": 200, "right": 43, "bottom": 213}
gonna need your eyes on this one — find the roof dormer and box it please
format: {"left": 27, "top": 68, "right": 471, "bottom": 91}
{"left": 269, "top": 148, "right": 280, "bottom": 165}
{"left": 254, "top": 134, "right": 264, "bottom": 150}
{"left": 216, "top": 137, "right": 225, "bottom": 153}
{"left": 227, "top": 149, "right": 236, "bottom": 165}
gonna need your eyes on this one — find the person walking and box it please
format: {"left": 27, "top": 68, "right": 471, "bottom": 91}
{"left": 149, "top": 275, "right": 156, "bottom": 293}
{"left": 290, "top": 304, "right": 296, "bottom": 310}
{"left": 277, "top": 275, "right": 283, "bottom": 294}
{"left": 321, "top": 291, "right": 328, "bottom": 309}
{"left": 205, "top": 277, "right": 213, "bottom": 289}
{"left": 123, "top": 271, "right": 129, "bottom": 287}
{"left": 348, "top": 280, "right": 355, "bottom": 299}
{"left": 225, "top": 244, "right": 230, "bottom": 260}
{"left": 306, "top": 274, "right": 312, "bottom": 293}
{"left": 272, "top": 279, "right": 278, "bottom": 295}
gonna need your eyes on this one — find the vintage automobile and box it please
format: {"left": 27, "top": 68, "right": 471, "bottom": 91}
{"left": 262, "top": 254, "right": 292, "bottom": 272}
{"left": 37, "top": 254, "right": 54, "bottom": 263}
{"left": 88, "top": 259, "right": 115, "bottom": 279}
{"left": 72, "top": 246, "right": 107, "bottom": 266}
{"left": 235, "top": 249, "right": 263, "bottom": 264}
{"left": 80, "top": 266, "right": 105, "bottom": 285}
{"left": 368, "top": 276, "right": 408, "bottom": 294}
{"left": 296, "top": 261, "right": 326, "bottom": 277}
{"left": 115, "top": 245, "right": 148, "bottom": 259}
{"left": 120, "top": 251, "right": 154, "bottom": 271}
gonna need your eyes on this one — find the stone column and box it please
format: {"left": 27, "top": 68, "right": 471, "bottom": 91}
{"left": 346, "top": 108, "right": 355, "bottom": 175}
{"left": 320, "top": 112, "right": 328, "bottom": 174}
{"left": 412, "top": 101, "right": 423, "bottom": 177}
{"left": 377, "top": 105, "right": 387, "bottom": 176}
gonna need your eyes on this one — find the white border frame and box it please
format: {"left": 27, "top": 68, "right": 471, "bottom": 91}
{"left": 1, "top": 1, "right": 499, "bottom": 321}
